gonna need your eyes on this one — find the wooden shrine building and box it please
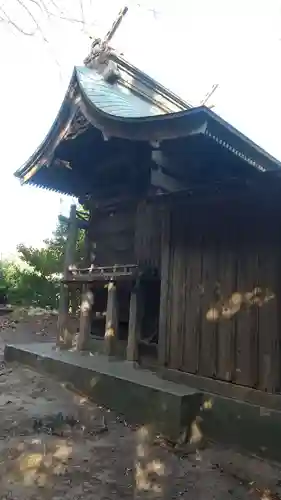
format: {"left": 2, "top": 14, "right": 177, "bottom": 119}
{"left": 15, "top": 48, "right": 281, "bottom": 396}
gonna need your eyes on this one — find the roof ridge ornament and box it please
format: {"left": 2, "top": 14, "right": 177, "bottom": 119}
{"left": 84, "top": 39, "right": 120, "bottom": 84}
{"left": 84, "top": 6, "right": 128, "bottom": 84}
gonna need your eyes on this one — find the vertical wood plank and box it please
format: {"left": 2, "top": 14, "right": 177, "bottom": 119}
{"left": 250, "top": 252, "right": 260, "bottom": 388}
{"left": 127, "top": 284, "right": 143, "bottom": 362}
{"left": 158, "top": 206, "right": 171, "bottom": 366}
{"left": 258, "top": 218, "right": 280, "bottom": 393}
{"left": 216, "top": 246, "right": 236, "bottom": 381}
{"left": 169, "top": 212, "right": 185, "bottom": 369}
{"left": 216, "top": 211, "right": 236, "bottom": 382}
{"left": 182, "top": 215, "right": 202, "bottom": 374}
{"left": 178, "top": 225, "right": 188, "bottom": 370}
{"left": 235, "top": 213, "right": 258, "bottom": 387}
{"left": 104, "top": 282, "right": 119, "bottom": 356}
{"left": 200, "top": 211, "right": 219, "bottom": 378}
{"left": 134, "top": 201, "right": 161, "bottom": 270}
{"left": 166, "top": 237, "right": 175, "bottom": 367}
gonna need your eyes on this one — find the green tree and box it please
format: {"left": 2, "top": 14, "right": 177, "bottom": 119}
{"left": 0, "top": 259, "right": 59, "bottom": 308}
{"left": 0, "top": 211, "right": 87, "bottom": 308}
{"left": 17, "top": 219, "right": 68, "bottom": 278}
{"left": 17, "top": 213, "right": 86, "bottom": 277}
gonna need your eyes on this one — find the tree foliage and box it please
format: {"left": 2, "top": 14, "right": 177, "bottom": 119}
{"left": 0, "top": 214, "right": 86, "bottom": 309}
{"left": 1, "top": 262, "right": 59, "bottom": 308}
{"left": 17, "top": 219, "right": 68, "bottom": 278}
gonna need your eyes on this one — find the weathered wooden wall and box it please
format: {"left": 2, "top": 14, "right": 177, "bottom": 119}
{"left": 87, "top": 202, "right": 137, "bottom": 266}
{"left": 158, "top": 201, "right": 281, "bottom": 394}
{"left": 86, "top": 200, "right": 162, "bottom": 340}
{"left": 87, "top": 199, "right": 162, "bottom": 269}
{"left": 134, "top": 200, "right": 161, "bottom": 269}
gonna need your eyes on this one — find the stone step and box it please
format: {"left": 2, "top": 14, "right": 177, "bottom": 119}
{"left": 4, "top": 342, "right": 203, "bottom": 441}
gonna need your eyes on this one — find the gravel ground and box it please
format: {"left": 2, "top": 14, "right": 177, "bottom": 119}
{"left": 0, "top": 310, "right": 281, "bottom": 500}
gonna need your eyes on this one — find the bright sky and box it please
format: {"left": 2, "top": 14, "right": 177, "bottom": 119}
{"left": 0, "top": 0, "right": 281, "bottom": 256}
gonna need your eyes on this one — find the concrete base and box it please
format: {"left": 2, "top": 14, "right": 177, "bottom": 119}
{"left": 6, "top": 343, "right": 281, "bottom": 460}
{"left": 200, "top": 391, "right": 281, "bottom": 462}
{"left": 4, "top": 343, "right": 202, "bottom": 441}
{"left": 158, "top": 367, "right": 281, "bottom": 462}
{"left": 0, "top": 305, "right": 13, "bottom": 315}
{"left": 86, "top": 337, "right": 127, "bottom": 359}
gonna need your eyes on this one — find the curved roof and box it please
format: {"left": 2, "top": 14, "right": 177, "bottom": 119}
{"left": 76, "top": 66, "right": 163, "bottom": 117}
{"left": 15, "top": 55, "right": 281, "bottom": 192}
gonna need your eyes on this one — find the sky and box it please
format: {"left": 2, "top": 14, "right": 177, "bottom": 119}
{"left": 0, "top": 0, "right": 281, "bottom": 256}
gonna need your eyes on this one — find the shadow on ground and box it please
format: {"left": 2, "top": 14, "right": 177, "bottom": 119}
{"left": 0, "top": 310, "right": 281, "bottom": 499}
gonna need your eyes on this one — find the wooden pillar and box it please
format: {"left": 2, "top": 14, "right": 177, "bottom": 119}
{"left": 57, "top": 283, "right": 69, "bottom": 345}
{"left": 158, "top": 206, "right": 171, "bottom": 366}
{"left": 57, "top": 204, "right": 78, "bottom": 346}
{"left": 127, "top": 283, "right": 143, "bottom": 362}
{"left": 70, "top": 286, "right": 78, "bottom": 316}
{"left": 77, "top": 284, "right": 94, "bottom": 351}
{"left": 104, "top": 281, "right": 118, "bottom": 356}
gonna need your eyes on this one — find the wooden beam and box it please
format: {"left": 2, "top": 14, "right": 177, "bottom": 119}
{"left": 104, "top": 282, "right": 118, "bottom": 356}
{"left": 150, "top": 167, "right": 183, "bottom": 193}
{"left": 146, "top": 177, "right": 281, "bottom": 208}
{"left": 62, "top": 272, "right": 136, "bottom": 284}
{"left": 57, "top": 204, "right": 78, "bottom": 346}
{"left": 127, "top": 284, "right": 143, "bottom": 362}
{"left": 77, "top": 285, "right": 94, "bottom": 351}
{"left": 58, "top": 214, "right": 88, "bottom": 230}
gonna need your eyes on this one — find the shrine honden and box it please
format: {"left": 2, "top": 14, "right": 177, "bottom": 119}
{"left": 15, "top": 47, "right": 281, "bottom": 396}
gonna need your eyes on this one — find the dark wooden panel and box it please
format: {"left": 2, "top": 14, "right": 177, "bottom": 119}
{"left": 216, "top": 210, "right": 236, "bottom": 382}
{"left": 249, "top": 251, "right": 260, "bottom": 388}
{"left": 169, "top": 212, "right": 186, "bottom": 369}
{"left": 216, "top": 242, "right": 236, "bottom": 382}
{"left": 135, "top": 201, "right": 161, "bottom": 269}
{"left": 199, "top": 214, "right": 219, "bottom": 378}
{"left": 258, "top": 228, "right": 280, "bottom": 392}
{"left": 88, "top": 204, "right": 137, "bottom": 266}
{"left": 157, "top": 199, "right": 281, "bottom": 394}
{"left": 166, "top": 230, "right": 175, "bottom": 367}
{"left": 182, "top": 216, "right": 202, "bottom": 374}
{"left": 158, "top": 206, "right": 172, "bottom": 366}
{"left": 235, "top": 216, "right": 259, "bottom": 387}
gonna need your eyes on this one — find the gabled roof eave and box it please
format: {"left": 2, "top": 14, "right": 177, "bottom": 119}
{"left": 14, "top": 63, "right": 281, "bottom": 189}
{"left": 15, "top": 69, "right": 79, "bottom": 182}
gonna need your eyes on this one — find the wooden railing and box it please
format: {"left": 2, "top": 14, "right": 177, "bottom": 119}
{"left": 62, "top": 264, "right": 139, "bottom": 283}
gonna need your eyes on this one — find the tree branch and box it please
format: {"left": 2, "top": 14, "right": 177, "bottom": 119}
{"left": 15, "top": 0, "right": 49, "bottom": 43}
{"left": 47, "top": 10, "right": 90, "bottom": 26}
{"left": 0, "top": 5, "right": 36, "bottom": 35}
{"left": 1, "top": 0, "right": 162, "bottom": 51}
{"left": 28, "top": 0, "right": 45, "bottom": 13}
{"left": 79, "top": 0, "right": 85, "bottom": 31}
{"left": 47, "top": 0, "right": 65, "bottom": 16}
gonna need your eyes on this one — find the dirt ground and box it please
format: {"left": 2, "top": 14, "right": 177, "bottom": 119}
{"left": 1, "top": 310, "right": 281, "bottom": 499}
